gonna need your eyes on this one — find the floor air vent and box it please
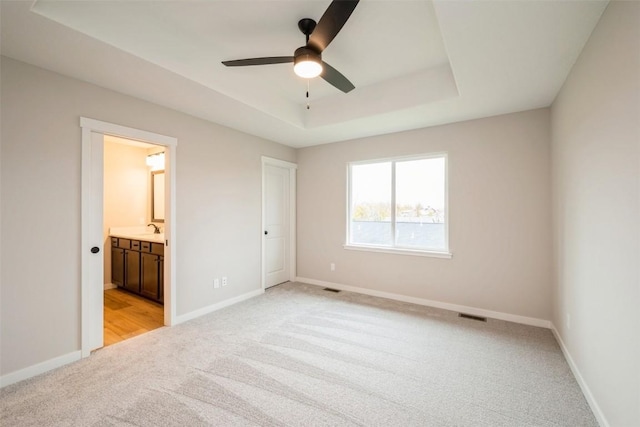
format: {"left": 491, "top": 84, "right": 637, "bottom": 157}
{"left": 323, "top": 288, "right": 341, "bottom": 293}
{"left": 458, "top": 313, "right": 487, "bottom": 322}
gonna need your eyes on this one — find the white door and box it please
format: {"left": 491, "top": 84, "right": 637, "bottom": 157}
{"left": 81, "top": 130, "right": 104, "bottom": 355}
{"left": 264, "top": 163, "right": 291, "bottom": 288}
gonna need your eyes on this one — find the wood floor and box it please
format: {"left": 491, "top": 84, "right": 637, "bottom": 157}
{"left": 104, "top": 288, "right": 164, "bottom": 346}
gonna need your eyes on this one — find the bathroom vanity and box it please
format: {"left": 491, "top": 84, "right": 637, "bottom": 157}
{"left": 110, "top": 229, "right": 164, "bottom": 303}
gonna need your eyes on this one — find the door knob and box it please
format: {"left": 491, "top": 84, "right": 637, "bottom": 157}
{"left": 91, "top": 246, "right": 100, "bottom": 254}
{"left": 264, "top": 231, "right": 268, "bottom": 235}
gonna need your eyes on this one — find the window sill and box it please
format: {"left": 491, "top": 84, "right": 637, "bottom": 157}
{"left": 343, "top": 244, "right": 452, "bottom": 259}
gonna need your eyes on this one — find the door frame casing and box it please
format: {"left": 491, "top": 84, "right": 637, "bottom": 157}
{"left": 261, "top": 157, "right": 297, "bottom": 290}
{"left": 80, "top": 117, "right": 178, "bottom": 357}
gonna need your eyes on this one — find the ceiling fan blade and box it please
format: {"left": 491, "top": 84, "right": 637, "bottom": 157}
{"left": 308, "top": 0, "right": 359, "bottom": 53}
{"left": 321, "top": 61, "right": 355, "bottom": 93}
{"left": 222, "top": 57, "right": 294, "bottom": 67}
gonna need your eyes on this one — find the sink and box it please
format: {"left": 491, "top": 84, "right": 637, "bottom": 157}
{"left": 109, "top": 227, "right": 164, "bottom": 243}
{"left": 136, "top": 233, "right": 164, "bottom": 242}
{"left": 113, "top": 232, "right": 164, "bottom": 242}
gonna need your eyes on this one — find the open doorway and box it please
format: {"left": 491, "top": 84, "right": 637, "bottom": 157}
{"left": 80, "top": 117, "right": 177, "bottom": 357}
{"left": 103, "top": 136, "right": 165, "bottom": 346}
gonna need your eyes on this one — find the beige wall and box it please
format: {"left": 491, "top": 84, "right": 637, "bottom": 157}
{"left": 103, "top": 141, "right": 149, "bottom": 286}
{"left": 0, "top": 57, "right": 295, "bottom": 375}
{"left": 297, "top": 109, "right": 553, "bottom": 321}
{"left": 551, "top": 2, "right": 640, "bottom": 426}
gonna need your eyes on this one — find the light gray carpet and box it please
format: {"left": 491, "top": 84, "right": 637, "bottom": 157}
{"left": 1, "top": 282, "right": 597, "bottom": 426}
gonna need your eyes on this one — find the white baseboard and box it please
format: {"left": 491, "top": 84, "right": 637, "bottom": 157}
{"left": 174, "top": 288, "right": 264, "bottom": 325}
{"left": 0, "top": 350, "right": 82, "bottom": 388}
{"left": 1, "top": 289, "right": 264, "bottom": 388}
{"left": 551, "top": 324, "right": 609, "bottom": 427}
{"left": 296, "top": 277, "right": 551, "bottom": 329}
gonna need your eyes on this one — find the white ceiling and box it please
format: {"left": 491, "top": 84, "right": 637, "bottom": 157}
{"left": 1, "top": 1, "right": 607, "bottom": 148}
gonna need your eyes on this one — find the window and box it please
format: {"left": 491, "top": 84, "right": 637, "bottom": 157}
{"left": 346, "top": 154, "right": 450, "bottom": 257}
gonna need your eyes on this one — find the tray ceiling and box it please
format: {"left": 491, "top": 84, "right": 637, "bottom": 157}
{"left": 1, "top": 1, "right": 608, "bottom": 147}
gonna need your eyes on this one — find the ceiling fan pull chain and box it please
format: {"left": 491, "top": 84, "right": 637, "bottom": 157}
{"left": 306, "top": 80, "right": 311, "bottom": 110}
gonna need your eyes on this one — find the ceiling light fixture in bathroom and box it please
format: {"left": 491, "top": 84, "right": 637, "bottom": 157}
{"left": 146, "top": 152, "right": 165, "bottom": 170}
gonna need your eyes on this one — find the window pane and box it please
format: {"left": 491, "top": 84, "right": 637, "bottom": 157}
{"left": 350, "top": 162, "right": 392, "bottom": 246}
{"left": 395, "top": 157, "right": 446, "bottom": 250}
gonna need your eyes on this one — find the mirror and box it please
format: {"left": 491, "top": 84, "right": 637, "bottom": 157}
{"left": 151, "top": 170, "right": 165, "bottom": 223}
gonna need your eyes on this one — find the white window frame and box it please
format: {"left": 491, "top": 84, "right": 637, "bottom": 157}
{"left": 344, "top": 153, "right": 452, "bottom": 259}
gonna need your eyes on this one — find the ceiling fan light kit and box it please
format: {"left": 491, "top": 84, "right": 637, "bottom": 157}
{"left": 293, "top": 47, "right": 322, "bottom": 78}
{"left": 222, "top": 0, "right": 359, "bottom": 94}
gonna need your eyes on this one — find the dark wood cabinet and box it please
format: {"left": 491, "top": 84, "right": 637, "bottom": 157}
{"left": 111, "top": 247, "right": 125, "bottom": 287}
{"left": 141, "top": 252, "right": 162, "bottom": 301}
{"left": 111, "top": 237, "right": 163, "bottom": 303}
{"left": 158, "top": 257, "right": 164, "bottom": 302}
{"left": 125, "top": 249, "right": 141, "bottom": 293}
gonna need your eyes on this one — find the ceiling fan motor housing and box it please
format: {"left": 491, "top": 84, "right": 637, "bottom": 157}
{"left": 294, "top": 46, "right": 321, "bottom": 65}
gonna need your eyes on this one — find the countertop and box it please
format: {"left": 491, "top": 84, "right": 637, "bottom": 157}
{"left": 109, "top": 226, "right": 164, "bottom": 243}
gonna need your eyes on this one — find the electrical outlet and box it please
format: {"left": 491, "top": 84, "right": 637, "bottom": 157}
{"left": 330, "top": 263, "right": 335, "bottom": 271}
{"left": 566, "top": 313, "right": 571, "bottom": 330}
{"left": 214, "top": 278, "right": 220, "bottom": 289}
{"left": 222, "top": 277, "right": 228, "bottom": 287}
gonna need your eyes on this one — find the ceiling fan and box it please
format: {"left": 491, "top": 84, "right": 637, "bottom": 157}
{"left": 222, "top": 0, "right": 359, "bottom": 94}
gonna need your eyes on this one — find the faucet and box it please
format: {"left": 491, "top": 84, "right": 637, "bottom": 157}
{"left": 147, "top": 223, "right": 161, "bottom": 234}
